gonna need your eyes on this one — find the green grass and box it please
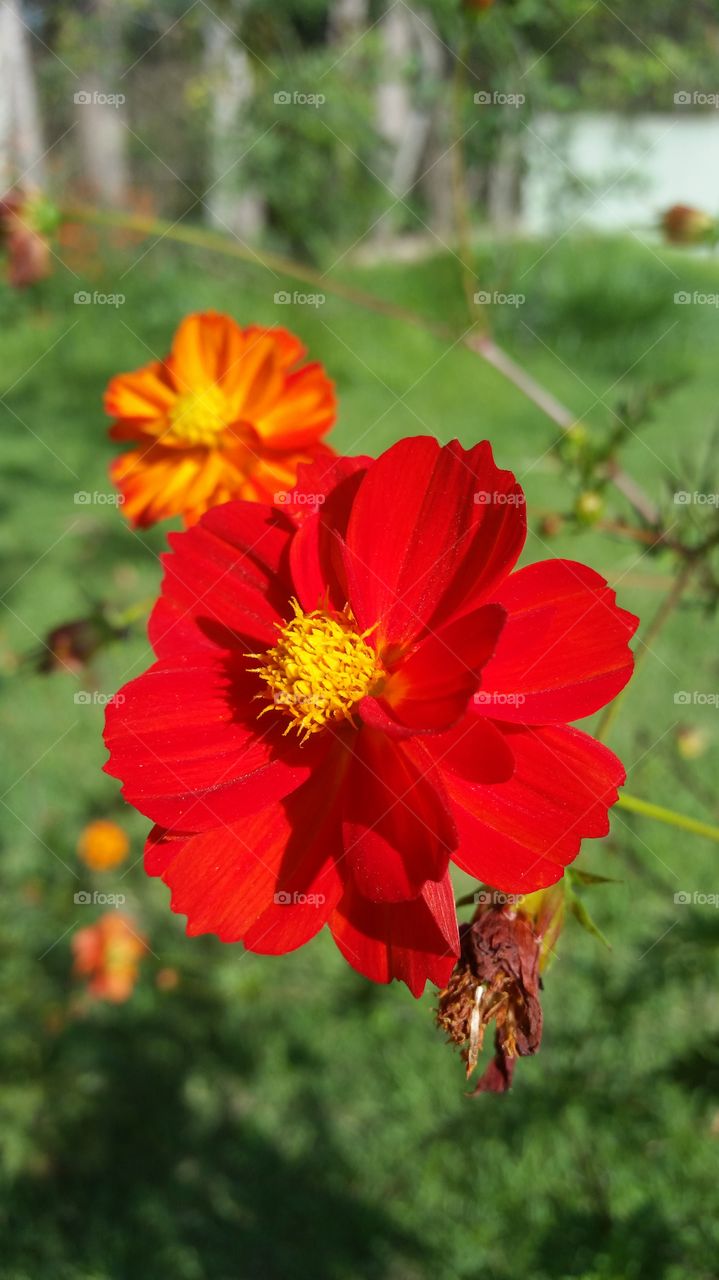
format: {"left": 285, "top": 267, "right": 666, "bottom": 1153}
{"left": 1, "top": 232, "right": 719, "bottom": 1279}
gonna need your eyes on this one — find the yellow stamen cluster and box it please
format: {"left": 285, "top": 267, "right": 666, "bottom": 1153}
{"left": 167, "top": 385, "right": 229, "bottom": 447}
{"left": 249, "top": 600, "right": 379, "bottom": 741}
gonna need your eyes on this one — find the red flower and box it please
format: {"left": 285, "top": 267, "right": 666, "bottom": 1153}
{"left": 104, "top": 438, "right": 637, "bottom": 995}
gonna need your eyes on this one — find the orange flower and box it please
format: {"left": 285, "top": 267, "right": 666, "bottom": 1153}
{"left": 105, "top": 311, "right": 337, "bottom": 526}
{"left": 72, "top": 912, "right": 147, "bottom": 1003}
{"left": 77, "top": 819, "right": 129, "bottom": 871}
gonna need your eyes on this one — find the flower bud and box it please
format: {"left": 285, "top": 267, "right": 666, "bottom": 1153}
{"left": 661, "top": 204, "right": 716, "bottom": 246}
{"left": 538, "top": 513, "right": 564, "bottom": 538}
{"left": 574, "top": 491, "right": 603, "bottom": 526}
{"left": 675, "top": 725, "right": 710, "bottom": 761}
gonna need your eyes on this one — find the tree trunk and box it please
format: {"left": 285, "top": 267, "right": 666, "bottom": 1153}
{"left": 74, "top": 0, "right": 129, "bottom": 206}
{"left": 374, "top": 4, "right": 451, "bottom": 248}
{"left": 415, "top": 14, "right": 454, "bottom": 241}
{"left": 327, "top": 0, "right": 369, "bottom": 45}
{"left": 487, "top": 132, "right": 522, "bottom": 233}
{"left": 202, "top": 9, "right": 264, "bottom": 241}
{"left": 0, "top": 0, "right": 45, "bottom": 189}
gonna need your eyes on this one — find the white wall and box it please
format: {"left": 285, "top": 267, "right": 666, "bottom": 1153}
{"left": 521, "top": 112, "right": 719, "bottom": 235}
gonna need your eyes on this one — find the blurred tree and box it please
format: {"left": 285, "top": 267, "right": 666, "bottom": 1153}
{"left": 202, "top": 1, "right": 265, "bottom": 240}
{"left": 73, "top": 0, "right": 130, "bottom": 207}
{"left": 327, "top": 0, "right": 369, "bottom": 45}
{"left": 375, "top": 2, "right": 451, "bottom": 245}
{"left": 0, "top": 0, "right": 45, "bottom": 188}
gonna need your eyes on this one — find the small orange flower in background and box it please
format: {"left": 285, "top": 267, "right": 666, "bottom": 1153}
{"left": 72, "top": 912, "right": 148, "bottom": 1003}
{"left": 77, "top": 819, "right": 129, "bottom": 871}
{"left": 105, "top": 311, "right": 337, "bottom": 526}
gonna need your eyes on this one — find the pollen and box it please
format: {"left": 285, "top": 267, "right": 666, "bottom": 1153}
{"left": 249, "top": 599, "right": 380, "bottom": 741}
{"left": 167, "top": 384, "right": 229, "bottom": 447}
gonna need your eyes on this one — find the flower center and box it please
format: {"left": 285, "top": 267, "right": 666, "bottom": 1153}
{"left": 167, "top": 385, "right": 229, "bottom": 446}
{"left": 249, "top": 600, "right": 379, "bottom": 741}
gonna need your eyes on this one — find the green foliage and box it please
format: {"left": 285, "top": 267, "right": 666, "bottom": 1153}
{"left": 2, "top": 233, "right": 719, "bottom": 1276}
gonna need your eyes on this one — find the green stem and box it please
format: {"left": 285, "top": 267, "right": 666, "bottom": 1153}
{"left": 107, "top": 595, "right": 155, "bottom": 630}
{"left": 618, "top": 792, "right": 719, "bottom": 843}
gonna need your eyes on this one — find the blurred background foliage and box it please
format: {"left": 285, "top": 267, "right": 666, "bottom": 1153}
{"left": 2, "top": 0, "right": 719, "bottom": 1277}
{"left": 9, "top": 0, "right": 719, "bottom": 258}
{"left": 2, "top": 235, "right": 719, "bottom": 1278}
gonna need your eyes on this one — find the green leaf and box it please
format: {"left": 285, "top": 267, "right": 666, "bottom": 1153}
{"left": 568, "top": 892, "right": 612, "bottom": 951}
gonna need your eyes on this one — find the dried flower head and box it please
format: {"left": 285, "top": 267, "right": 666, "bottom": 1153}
{"left": 437, "top": 889, "right": 563, "bottom": 1093}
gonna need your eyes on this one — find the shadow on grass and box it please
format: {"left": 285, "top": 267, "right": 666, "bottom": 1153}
{"left": 4, "top": 992, "right": 422, "bottom": 1280}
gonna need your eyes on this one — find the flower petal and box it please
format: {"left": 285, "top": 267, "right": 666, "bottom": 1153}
{"left": 367, "top": 603, "right": 505, "bottom": 733}
{"left": 343, "top": 437, "right": 525, "bottom": 648}
{"left": 169, "top": 311, "right": 245, "bottom": 393}
{"left": 104, "top": 652, "right": 321, "bottom": 830}
{"left": 110, "top": 442, "right": 231, "bottom": 527}
{"left": 430, "top": 713, "right": 515, "bottom": 785}
{"left": 289, "top": 454, "right": 370, "bottom": 524}
{"left": 104, "top": 360, "right": 176, "bottom": 429}
{"left": 342, "top": 729, "right": 457, "bottom": 902}
{"left": 148, "top": 501, "right": 295, "bottom": 658}
{"left": 477, "top": 559, "right": 638, "bottom": 723}
{"left": 289, "top": 458, "right": 370, "bottom": 611}
{"left": 253, "top": 363, "right": 337, "bottom": 450}
{"left": 445, "top": 723, "right": 626, "bottom": 892}
{"left": 329, "top": 874, "right": 459, "bottom": 997}
{"left": 147, "top": 760, "right": 344, "bottom": 948}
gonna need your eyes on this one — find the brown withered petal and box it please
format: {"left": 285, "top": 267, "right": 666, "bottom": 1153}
{"left": 437, "top": 904, "right": 543, "bottom": 1094}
